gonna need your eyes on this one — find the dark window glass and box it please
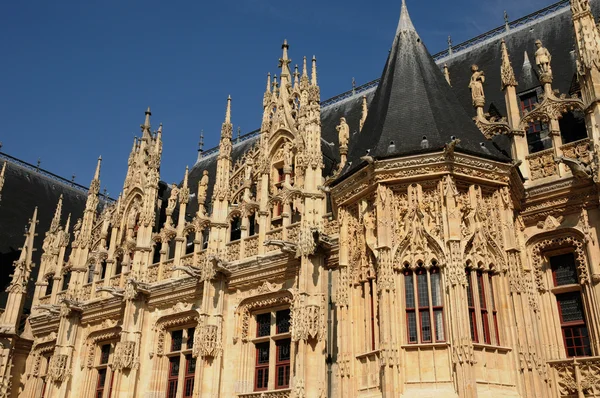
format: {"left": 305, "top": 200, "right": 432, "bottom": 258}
{"left": 187, "top": 328, "right": 195, "bottom": 349}
{"left": 551, "top": 253, "right": 578, "bottom": 286}
{"left": 45, "top": 277, "right": 54, "bottom": 296}
{"left": 276, "top": 309, "right": 290, "bottom": 334}
{"left": 169, "top": 356, "right": 180, "bottom": 377}
{"left": 61, "top": 272, "right": 71, "bottom": 291}
{"left": 557, "top": 292, "right": 592, "bottom": 357}
{"left": 171, "top": 330, "right": 183, "bottom": 352}
{"left": 100, "top": 344, "right": 111, "bottom": 364}
{"left": 256, "top": 342, "right": 270, "bottom": 364}
{"left": 100, "top": 260, "right": 107, "bottom": 280}
{"left": 256, "top": 313, "right": 271, "bottom": 337}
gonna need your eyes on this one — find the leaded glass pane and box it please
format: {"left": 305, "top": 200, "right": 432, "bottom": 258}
{"left": 276, "top": 309, "right": 290, "bottom": 334}
{"left": 171, "top": 330, "right": 183, "bottom": 352}
{"left": 420, "top": 310, "right": 431, "bottom": 342}
{"left": 557, "top": 293, "right": 585, "bottom": 323}
{"left": 256, "top": 342, "right": 269, "bottom": 364}
{"left": 404, "top": 272, "right": 415, "bottom": 308}
{"left": 551, "top": 253, "right": 578, "bottom": 286}
{"left": 417, "top": 271, "right": 429, "bottom": 307}
{"left": 407, "top": 312, "right": 417, "bottom": 343}
{"left": 434, "top": 309, "right": 444, "bottom": 341}
{"left": 256, "top": 313, "right": 271, "bottom": 337}
{"left": 431, "top": 270, "right": 441, "bottom": 306}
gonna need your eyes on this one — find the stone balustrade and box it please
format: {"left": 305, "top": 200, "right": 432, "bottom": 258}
{"left": 526, "top": 148, "right": 557, "bottom": 181}
{"left": 548, "top": 356, "right": 600, "bottom": 397}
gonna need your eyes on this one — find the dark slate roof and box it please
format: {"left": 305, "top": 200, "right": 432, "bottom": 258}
{"left": 440, "top": 0, "right": 600, "bottom": 122}
{"left": 339, "top": 1, "right": 509, "bottom": 180}
{"left": 0, "top": 153, "right": 91, "bottom": 308}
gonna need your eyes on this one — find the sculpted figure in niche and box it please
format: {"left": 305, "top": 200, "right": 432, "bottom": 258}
{"left": 283, "top": 143, "right": 293, "bottom": 170}
{"left": 535, "top": 40, "right": 552, "bottom": 75}
{"left": 198, "top": 170, "right": 209, "bottom": 200}
{"left": 337, "top": 117, "right": 350, "bottom": 148}
{"left": 468, "top": 64, "right": 485, "bottom": 106}
{"left": 168, "top": 184, "right": 179, "bottom": 211}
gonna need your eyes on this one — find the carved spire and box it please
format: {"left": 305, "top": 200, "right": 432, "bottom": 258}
{"left": 215, "top": 96, "right": 233, "bottom": 202}
{"left": 50, "top": 195, "right": 64, "bottom": 233}
{"left": 279, "top": 39, "right": 292, "bottom": 83}
{"left": 0, "top": 206, "right": 38, "bottom": 331}
{"left": 500, "top": 39, "right": 517, "bottom": 89}
{"left": 396, "top": 0, "right": 415, "bottom": 34}
{"left": 0, "top": 161, "right": 6, "bottom": 202}
{"left": 360, "top": 95, "right": 368, "bottom": 132}
{"left": 197, "top": 130, "right": 205, "bottom": 161}
{"left": 141, "top": 106, "right": 152, "bottom": 138}
{"left": 294, "top": 64, "right": 300, "bottom": 87}
{"left": 311, "top": 56, "right": 318, "bottom": 86}
{"left": 443, "top": 64, "right": 451, "bottom": 86}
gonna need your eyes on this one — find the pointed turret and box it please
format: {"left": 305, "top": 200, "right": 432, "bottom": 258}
{"left": 141, "top": 107, "right": 152, "bottom": 139}
{"left": 311, "top": 56, "right": 318, "bottom": 86}
{"left": 197, "top": 130, "right": 205, "bottom": 162}
{"left": 214, "top": 97, "right": 233, "bottom": 202}
{"left": 0, "top": 207, "right": 38, "bottom": 333}
{"left": 50, "top": 195, "right": 64, "bottom": 233}
{"left": 343, "top": 0, "right": 507, "bottom": 175}
{"left": 279, "top": 40, "right": 292, "bottom": 84}
{"left": 0, "top": 161, "right": 6, "bottom": 202}
{"left": 500, "top": 39, "right": 518, "bottom": 90}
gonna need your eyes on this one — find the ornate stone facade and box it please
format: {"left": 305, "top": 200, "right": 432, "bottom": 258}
{"left": 3, "top": 1, "right": 600, "bottom": 398}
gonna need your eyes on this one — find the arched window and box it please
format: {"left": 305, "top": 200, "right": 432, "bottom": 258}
{"left": 87, "top": 264, "right": 95, "bottom": 284}
{"left": 185, "top": 234, "right": 194, "bottom": 255}
{"left": 549, "top": 252, "right": 591, "bottom": 357}
{"left": 61, "top": 271, "right": 71, "bottom": 292}
{"left": 404, "top": 263, "right": 444, "bottom": 344}
{"left": 230, "top": 216, "right": 242, "bottom": 242}
{"left": 45, "top": 275, "right": 54, "bottom": 296}
{"left": 465, "top": 265, "right": 500, "bottom": 345}
{"left": 248, "top": 214, "right": 257, "bottom": 237}
{"left": 100, "top": 260, "right": 107, "bottom": 281}
{"left": 114, "top": 254, "right": 123, "bottom": 276}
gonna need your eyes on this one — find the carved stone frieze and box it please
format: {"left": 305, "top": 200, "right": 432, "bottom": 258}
{"left": 47, "top": 353, "right": 69, "bottom": 383}
{"left": 193, "top": 324, "right": 221, "bottom": 359}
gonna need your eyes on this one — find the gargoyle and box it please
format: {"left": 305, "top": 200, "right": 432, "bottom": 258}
{"left": 33, "top": 304, "right": 60, "bottom": 315}
{"left": 173, "top": 265, "right": 203, "bottom": 278}
{"left": 264, "top": 240, "right": 298, "bottom": 254}
{"left": 126, "top": 278, "right": 150, "bottom": 295}
{"left": 207, "top": 255, "right": 232, "bottom": 277}
{"left": 96, "top": 286, "right": 125, "bottom": 298}
{"left": 444, "top": 138, "right": 461, "bottom": 157}
{"left": 59, "top": 297, "right": 83, "bottom": 313}
{"left": 555, "top": 156, "right": 593, "bottom": 179}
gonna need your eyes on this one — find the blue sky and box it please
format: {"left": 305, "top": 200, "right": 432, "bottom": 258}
{"left": 1, "top": 0, "right": 552, "bottom": 196}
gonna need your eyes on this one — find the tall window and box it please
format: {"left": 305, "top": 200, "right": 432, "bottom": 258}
{"left": 403, "top": 264, "right": 444, "bottom": 344}
{"left": 520, "top": 92, "right": 551, "bottom": 153}
{"left": 550, "top": 253, "right": 592, "bottom": 357}
{"left": 61, "top": 271, "right": 71, "bottom": 291}
{"left": 230, "top": 216, "right": 242, "bottom": 242}
{"left": 465, "top": 266, "right": 500, "bottom": 345}
{"left": 254, "top": 309, "right": 291, "bottom": 391}
{"left": 45, "top": 275, "right": 54, "bottom": 296}
{"left": 95, "top": 343, "right": 115, "bottom": 398}
{"left": 39, "top": 354, "right": 52, "bottom": 398}
{"left": 114, "top": 255, "right": 123, "bottom": 276}
{"left": 100, "top": 260, "right": 107, "bottom": 281}
{"left": 166, "top": 328, "right": 196, "bottom": 398}
{"left": 87, "top": 264, "right": 95, "bottom": 284}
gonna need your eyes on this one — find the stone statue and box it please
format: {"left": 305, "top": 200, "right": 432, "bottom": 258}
{"left": 283, "top": 143, "right": 293, "bottom": 170}
{"left": 198, "top": 170, "right": 209, "bottom": 199}
{"left": 336, "top": 117, "right": 350, "bottom": 148}
{"left": 468, "top": 65, "right": 485, "bottom": 107}
{"left": 167, "top": 184, "right": 179, "bottom": 212}
{"left": 73, "top": 218, "right": 82, "bottom": 242}
{"left": 535, "top": 40, "right": 552, "bottom": 75}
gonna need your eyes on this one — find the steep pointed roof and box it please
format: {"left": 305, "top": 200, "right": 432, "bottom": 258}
{"left": 343, "top": 0, "right": 508, "bottom": 175}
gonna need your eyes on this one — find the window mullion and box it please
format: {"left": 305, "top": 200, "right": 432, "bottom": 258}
{"left": 485, "top": 273, "right": 498, "bottom": 345}
{"left": 412, "top": 272, "right": 420, "bottom": 343}
{"left": 471, "top": 271, "right": 485, "bottom": 344}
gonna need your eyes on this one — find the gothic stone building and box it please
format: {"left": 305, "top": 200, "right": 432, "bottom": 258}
{"left": 2, "top": 0, "right": 600, "bottom": 397}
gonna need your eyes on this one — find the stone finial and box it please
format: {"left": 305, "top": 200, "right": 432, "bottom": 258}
{"left": 504, "top": 10, "right": 510, "bottom": 31}
{"left": 443, "top": 64, "right": 451, "bottom": 86}
{"left": 311, "top": 56, "right": 318, "bottom": 86}
{"left": 448, "top": 35, "right": 453, "bottom": 55}
{"left": 534, "top": 39, "right": 553, "bottom": 83}
{"left": 396, "top": 0, "right": 416, "bottom": 34}
{"left": 500, "top": 39, "right": 517, "bottom": 89}
{"left": 469, "top": 64, "right": 486, "bottom": 109}
{"left": 50, "top": 195, "right": 64, "bottom": 233}
{"left": 141, "top": 107, "right": 152, "bottom": 135}
{"left": 360, "top": 95, "right": 368, "bottom": 132}
{"left": 571, "top": 0, "right": 592, "bottom": 15}
{"left": 93, "top": 156, "right": 102, "bottom": 181}
{"left": 0, "top": 161, "right": 6, "bottom": 202}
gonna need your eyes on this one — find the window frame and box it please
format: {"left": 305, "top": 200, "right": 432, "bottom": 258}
{"left": 547, "top": 250, "right": 593, "bottom": 358}
{"left": 403, "top": 264, "right": 445, "bottom": 345}
{"left": 252, "top": 307, "right": 292, "bottom": 392}
{"left": 166, "top": 327, "right": 197, "bottom": 398}
{"left": 95, "top": 342, "right": 115, "bottom": 398}
{"left": 465, "top": 265, "right": 501, "bottom": 346}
